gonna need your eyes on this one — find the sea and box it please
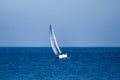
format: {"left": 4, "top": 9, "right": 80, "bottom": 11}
{"left": 0, "top": 47, "right": 120, "bottom": 80}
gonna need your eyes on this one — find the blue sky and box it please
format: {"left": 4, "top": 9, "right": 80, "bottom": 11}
{"left": 0, "top": 0, "right": 120, "bottom": 47}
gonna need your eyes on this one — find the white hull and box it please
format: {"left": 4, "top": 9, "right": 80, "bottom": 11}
{"left": 58, "top": 54, "right": 67, "bottom": 59}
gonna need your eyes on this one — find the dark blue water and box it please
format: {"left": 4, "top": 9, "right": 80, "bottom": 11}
{"left": 0, "top": 47, "right": 120, "bottom": 80}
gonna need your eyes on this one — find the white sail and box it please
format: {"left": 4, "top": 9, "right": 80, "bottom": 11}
{"left": 49, "top": 24, "right": 62, "bottom": 55}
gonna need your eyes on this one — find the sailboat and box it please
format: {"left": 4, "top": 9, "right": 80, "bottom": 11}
{"left": 49, "top": 24, "right": 67, "bottom": 59}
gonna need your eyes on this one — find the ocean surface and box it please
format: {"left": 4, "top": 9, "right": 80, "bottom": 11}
{"left": 0, "top": 47, "right": 120, "bottom": 80}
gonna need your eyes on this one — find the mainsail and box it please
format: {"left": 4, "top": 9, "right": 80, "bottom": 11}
{"left": 49, "top": 24, "right": 62, "bottom": 55}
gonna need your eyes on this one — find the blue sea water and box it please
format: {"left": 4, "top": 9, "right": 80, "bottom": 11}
{"left": 0, "top": 47, "right": 120, "bottom": 80}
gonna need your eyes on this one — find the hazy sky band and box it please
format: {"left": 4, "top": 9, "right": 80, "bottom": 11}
{"left": 0, "top": 0, "right": 120, "bottom": 47}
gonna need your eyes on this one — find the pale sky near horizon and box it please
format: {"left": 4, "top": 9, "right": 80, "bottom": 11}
{"left": 0, "top": 0, "right": 120, "bottom": 47}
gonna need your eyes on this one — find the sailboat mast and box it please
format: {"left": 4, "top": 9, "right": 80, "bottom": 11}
{"left": 49, "top": 24, "right": 62, "bottom": 54}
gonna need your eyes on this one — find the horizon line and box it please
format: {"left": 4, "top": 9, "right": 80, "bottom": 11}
{"left": 0, "top": 46, "right": 120, "bottom": 47}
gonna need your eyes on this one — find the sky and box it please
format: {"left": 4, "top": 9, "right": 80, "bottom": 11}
{"left": 0, "top": 0, "right": 120, "bottom": 47}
